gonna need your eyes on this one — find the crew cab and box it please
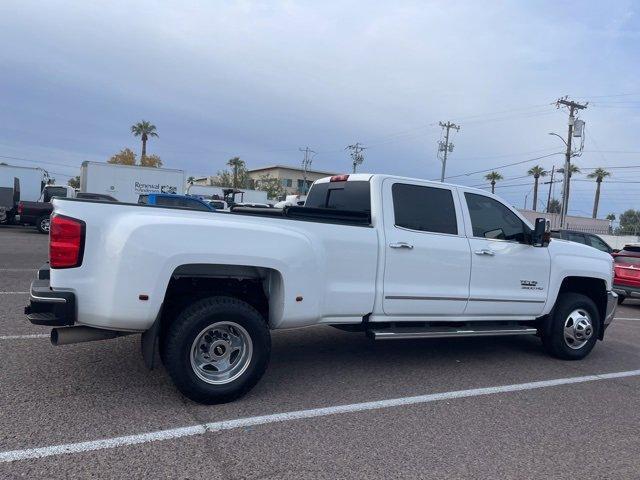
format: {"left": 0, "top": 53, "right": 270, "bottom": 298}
{"left": 25, "top": 174, "right": 617, "bottom": 404}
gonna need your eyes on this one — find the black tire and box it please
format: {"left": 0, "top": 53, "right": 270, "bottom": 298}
{"left": 617, "top": 295, "right": 626, "bottom": 305}
{"left": 36, "top": 215, "right": 50, "bottom": 234}
{"left": 542, "top": 292, "right": 600, "bottom": 360}
{"left": 162, "top": 296, "right": 271, "bottom": 404}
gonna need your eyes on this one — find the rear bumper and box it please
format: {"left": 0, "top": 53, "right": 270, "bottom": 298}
{"left": 613, "top": 284, "right": 640, "bottom": 298}
{"left": 24, "top": 265, "right": 76, "bottom": 326}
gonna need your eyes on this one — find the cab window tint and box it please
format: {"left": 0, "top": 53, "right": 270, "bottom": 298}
{"left": 465, "top": 193, "right": 528, "bottom": 242}
{"left": 392, "top": 184, "right": 457, "bottom": 235}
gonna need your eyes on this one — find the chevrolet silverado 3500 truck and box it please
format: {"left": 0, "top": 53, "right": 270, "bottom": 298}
{"left": 25, "top": 173, "right": 617, "bottom": 404}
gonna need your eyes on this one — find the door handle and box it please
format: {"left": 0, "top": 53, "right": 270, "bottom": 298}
{"left": 389, "top": 242, "right": 414, "bottom": 249}
{"left": 474, "top": 249, "right": 495, "bottom": 256}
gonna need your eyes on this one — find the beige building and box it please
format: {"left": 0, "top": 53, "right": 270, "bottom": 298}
{"left": 247, "top": 164, "right": 339, "bottom": 195}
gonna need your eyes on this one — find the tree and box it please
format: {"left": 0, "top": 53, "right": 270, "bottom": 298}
{"left": 606, "top": 213, "right": 616, "bottom": 221}
{"left": 187, "top": 176, "right": 195, "bottom": 184}
{"left": 227, "top": 157, "right": 244, "bottom": 188}
{"left": 254, "top": 173, "right": 285, "bottom": 199}
{"left": 131, "top": 120, "right": 158, "bottom": 162}
{"left": 484, "top": 171, "right": 503, "bottom": 194}
{"left": 67, "top": 176, "right": 80, "bottom": 189}
{"left": 140, "top": 154, "right": 163, "bottom": 168}
{"left": 616, "top": 209, "right": 640, "bottom": 235}
{"left": 526, "top": 165, "right": 547, "bottom": 211}
{"left": 108, "top": 148, "right": 137, "bottom": 165}
{"left": 212, "top": 157, "right": 251, "bottom": 188}
{"left": 587, "top": 168, "right": 611, "bottom": 219}
{"left": 548, "top": 198, "right": 561, "bottom": 214}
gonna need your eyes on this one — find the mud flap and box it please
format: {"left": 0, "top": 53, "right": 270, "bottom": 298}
{"left": 141, "top": 306, "right": 162, "bottom": 369}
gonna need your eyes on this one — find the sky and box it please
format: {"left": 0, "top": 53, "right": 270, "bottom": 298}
{"left": 0, "top": 0, "right": 639, "bottom": 218}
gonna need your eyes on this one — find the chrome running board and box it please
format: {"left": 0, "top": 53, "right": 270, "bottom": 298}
{"left": 369, "top": 325, "right": 538, "bottom": 340}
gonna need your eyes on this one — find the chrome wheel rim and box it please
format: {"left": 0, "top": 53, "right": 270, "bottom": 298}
{"left": 564, "top": 309, "right": 593, "bottom": 350}
{"left": 190, "top": 321, "right": 253, "bottom": 385}
{"left": 41, "top": 218, "right": 50, "bottom": 232}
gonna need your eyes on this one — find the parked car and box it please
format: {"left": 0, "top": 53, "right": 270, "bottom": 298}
{"left": 18, "top": 185, "right": 77, "bottom": 233}
{"left": 76, "top": 192, "right": 118, "bottom": 202}
{"left": 25, "top": 173, "right": 616, "bottom": 404}
{"left": 550, "top": 229, "right": 614, "bottom": 254}
{"left": 138, "top": 193, "right": 215, "bottom": 211}
{"left": 19, "top": 187, "right": 118, "bottom": 233}
{"left": 612, "top": 245, "right": 640, "bottom": 304}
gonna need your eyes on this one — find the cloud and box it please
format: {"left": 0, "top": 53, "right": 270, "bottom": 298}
{"left": 0, "top": 0, "right": 638, "bottom": 215}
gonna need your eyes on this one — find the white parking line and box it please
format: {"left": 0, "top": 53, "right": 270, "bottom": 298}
{"left": 0, "top": 292, "right": 29, "bottom": 295}
{"left": 1, "top": 368, "right": 639, "bottom": 463}
{"left": 615, "top": 317, "right": 640, "bottom": 321}
{"left": 0, "top": 268, "right": 37, "bottom": 272}
{"left": 0, "top": 334, "right": 49, "bottom": 341}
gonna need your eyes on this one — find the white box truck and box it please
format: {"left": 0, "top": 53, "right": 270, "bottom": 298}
{"left": 80, "top": 162, "right": 185, "bottom": 203}
{"left": 0, "top": 165, "right": 47, "bottom": 202}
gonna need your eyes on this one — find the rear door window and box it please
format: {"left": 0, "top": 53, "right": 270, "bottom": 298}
{"left": 392, "top": 183, "right": 457, "bottom": 235}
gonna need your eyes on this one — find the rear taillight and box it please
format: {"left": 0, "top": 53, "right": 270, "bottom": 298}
{"left": 50, "top": 215, "right": 85, "bottom": 269}
{"left": 17, "top": 202, "right": 23, "bottom": 215}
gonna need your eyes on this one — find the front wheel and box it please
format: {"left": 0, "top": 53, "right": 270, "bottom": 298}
{"left": 163, "top": 296, "right": 271, "bottom": 404}
{"left": 542, "top": 293, "right": 600, "bottom": 360}
{"left": 36, "top": 215, "right": 50, "bottom": 234}
{"left": 617, "top": 294, "right": 626, "bottom": 305}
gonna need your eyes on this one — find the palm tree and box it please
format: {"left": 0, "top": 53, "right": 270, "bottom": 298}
{"left": 527, "top": 165, "right": 547, "bottom": 211}
{"left": 587, "top": 168, "right": 611, "bottom": 219}
{"left": 484, "top": 171, "right": 503, "bottom": 194}
{"left": 227, "top": 157, "right": 245, "bottom": 188}
{"left": 131, "top": 120, "right": 158, "bottom": 162}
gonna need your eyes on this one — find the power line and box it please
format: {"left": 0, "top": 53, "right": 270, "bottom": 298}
{"left": 441, "top": 152, "right": 563, "bottom": 181}
{"left": 0, "top": 154, "right": 81, "bottom": 169}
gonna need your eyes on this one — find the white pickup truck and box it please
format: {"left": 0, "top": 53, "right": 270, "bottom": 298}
{"left": 25, "top": 173, "right": 617, "bottom": 404}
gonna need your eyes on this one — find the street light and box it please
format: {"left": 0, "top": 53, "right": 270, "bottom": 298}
{"left": 548, "top": 132, "right": 568, "bottom": 147}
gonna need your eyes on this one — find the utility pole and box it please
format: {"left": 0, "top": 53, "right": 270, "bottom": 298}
{"left": 556, "top": 97, "right": 587, "bottom": 227}
{"left": 299, "top": 146, "right": 316, "bottom": 195}
{"left": 544, "top": 165, "right": 555, "bottom": 213}
{"left": 438, "top": 121, "right": 460, "bottom": 182}
{"left": 345, "top": 143, "right": 366, "bottom": 173}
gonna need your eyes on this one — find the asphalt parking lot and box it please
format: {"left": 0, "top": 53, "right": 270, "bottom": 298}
{"left": 1, "top": 224, "right": 639, "bottom": 479}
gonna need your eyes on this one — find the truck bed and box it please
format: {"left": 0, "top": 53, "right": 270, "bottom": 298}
{"left": 57, "top": 198, "right": 372, "bottom": 227}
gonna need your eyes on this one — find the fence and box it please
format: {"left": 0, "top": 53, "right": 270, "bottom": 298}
{"left": 518, "top": 209, "right": 610, "bottom": 234}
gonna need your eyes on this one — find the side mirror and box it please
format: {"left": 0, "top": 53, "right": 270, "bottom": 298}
{"left": 532, "top": 218, "right": 549, "bottom": 247}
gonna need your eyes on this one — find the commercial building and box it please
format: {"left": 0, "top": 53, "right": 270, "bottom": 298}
{"left": 247, "top": 164, "right": 339, "bottom": 195}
